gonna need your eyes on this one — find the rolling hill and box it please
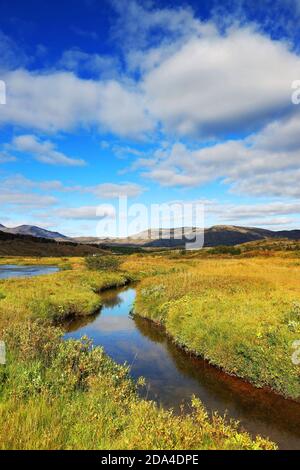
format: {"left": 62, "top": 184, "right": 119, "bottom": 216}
{"left": 74, "top": 225, "right": 300, "bottom": 248}
{"left": 0, "top": 230, "right": 107, "bottom": 257}
{"left": 2, "top": 223, "right": 300, "bottom": 251}
{"left": 0, "top": 224, "right": 68, "bottom": 240}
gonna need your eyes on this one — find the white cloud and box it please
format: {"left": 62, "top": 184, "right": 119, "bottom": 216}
{"left": 250, "top": 112, "right": 300, "bottom": 152}
{"left": 0, "top": 191, "right": 57, "bottom": 208}
{"left": 137, "top": 105, "right": 300, "bottom": 199}
{"left": 212, "top": 201, "right": 300, "bottom": 220}
{"left": 56, "top": 206, "right": 115, "bottom": 220}
{"left": 111, "top": 0, "right": 202, "bottom": 51}
{"left": 0, "top": 174, "right": 145, "bottom": 205}
{"left": 143, "top": 27, "right": 300, "bottom": 138}
{"left": 230, "top": 217, "right": 295, "bottom": 227}
{"left": 0, "top": 174, "right": 66, "bottom": 191}
{"left": 177, "top": 198, "right": 300, "bottom": 229}
{"left": 11, "top": 135, "right": 85, "bottom": 166}
{"left": 0, "top": 152, "right": 16, "bottom": 163}
{"left": 1, "top": 1, "right": 300, "bottom": 222}
{"left": 0, "top": 69, "right": 152, "bottom": 137}
{"left": 111, "top": 3, "right": 300, "bottom": 141}
{"left": 0, "top": 174, "right": 59, "bottom": 211}
{"left": 52, "top": 199, "right": 300, "bottom": 233}
{"left": 230, "top": 169, "right": 300, "bottom": 198}
{"left": 88, "top": 182, "right": 145, "bottom": 199}
{"left": 2, "top": 8, "right": 300, "bottom": 143}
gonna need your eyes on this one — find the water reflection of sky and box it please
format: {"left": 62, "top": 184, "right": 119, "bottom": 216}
{"left": 0, "top": 265, "right": 58, "bottom": 279}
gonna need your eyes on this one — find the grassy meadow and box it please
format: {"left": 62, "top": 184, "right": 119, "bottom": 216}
{"left": 0, "top": 257, "right": 132, "bottom": 325}
{"left": 134, "top": 253, "right": 300, "bottom": 400}
{"left": 0, "top": 321, "right": 275, "bottom": 450}
{"left": 2, "top": 248, "right": 298, "bottom": 449}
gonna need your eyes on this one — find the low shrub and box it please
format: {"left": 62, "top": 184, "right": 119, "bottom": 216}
{"left": 208, "top": 246, "right": 242, "bottom": 255}
{"left": 0, "top": 321, "right": 276, "bottom": 450}
{"left": 85, "top": 255, "right": 121, "bottom": 272}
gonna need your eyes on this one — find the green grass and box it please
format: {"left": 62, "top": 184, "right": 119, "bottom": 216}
{"left": 0, "top": 255, "right": 279, "bottom": 449}
{"left": 134, "top": 257, "right": 300, "bottom": 400}
{"left": 0, "top": 321, "right": 275, "bottom": 450}
{"left": 85, "top": 254, "right": 122, "bottom": 271}
{"left": 0, "top": 264, "right": 132, "bottom": 325}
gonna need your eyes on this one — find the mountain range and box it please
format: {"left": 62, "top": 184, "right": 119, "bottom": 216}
{"left": 72, "top": 225, "right": 300, "bottom": 247}
{"left": 2, "top": 223, "right": 300, "bottom": 248}
{"left": 0, "top": 224, "right": 67, "bottom": 240}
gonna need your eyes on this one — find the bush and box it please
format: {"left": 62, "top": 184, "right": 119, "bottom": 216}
{"left": 209, "top": 245, "right": 242, "bottom": 255}
{"left": 0, "top": 321, "right": 276, "bottom": 450}
{"left": 60, "top": 263, "right": 73, "bottom": 271}
{"left": 85, "top": 255, "right": 121, "bottom": 272}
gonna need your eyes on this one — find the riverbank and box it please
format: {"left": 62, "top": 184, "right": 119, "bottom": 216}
{"left": 65, "top": 285, "right": 300, "bottom": 449}
{"left": 0, "top": 320, "right": 275, "bottom": 450}
{"left": 0, "top": 256, "right": 276, "bottom": 450}
{"left": 134, "top": 256, "right": 300, "bottom": 400}
{"left": 0, "top": 260, "right": 132, "bottom": 325}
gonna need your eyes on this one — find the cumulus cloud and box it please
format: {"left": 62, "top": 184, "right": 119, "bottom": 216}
{"left": 0, "top": 69, "right": 153, "bottom": 137}
{"left": 11, "top": 135, "right": 85, "bottom": 166}
{"left": 2, "top": 4, "right": 300, "bottom": 142}
{"left": 111, "top": 1, "right": 300, "bottom": 139}
{"left": 137, "top": 106, "right": 300, "bottom": 199}
{"left": 143, "top": 27, "right": 300, "bottom": 138}
{"left": 211, "top": 201, "right": 300, "bottom": 220}
{"left": 1, "top": 3, "right": 300, "bottom": 144}
{"left": 180, "top": 198, "right": 300, "bottom": 229}
{"left": 0, "top": 174, "right": 59, "bottom": 213}
{"left": 52, "top": 199, "right": 300, "bottom": 232}
{"left": 0, "top": 174, "right": 66, "bottom": 192}
{"left": 250, "top": 112, "right": 300, "bottom": 152}
{"left": 0, "top": 190, "right": 57, "bottom": 209}
{"left": 231, "top": 170, "right": 300, "bottom": 198}
{"left": 1, "top": 0, "right": 300, "bottom": 229}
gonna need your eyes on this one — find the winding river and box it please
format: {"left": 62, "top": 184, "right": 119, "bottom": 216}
{"left": 3, "top": 264, "right": 299, "bottom": 448}
{"left": 64, "top": 285, "right": 300, "bottom": 450}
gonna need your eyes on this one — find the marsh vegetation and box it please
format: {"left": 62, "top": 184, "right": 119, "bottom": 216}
{"left": 1, "top": 244, "right": 300, "bottom": 449}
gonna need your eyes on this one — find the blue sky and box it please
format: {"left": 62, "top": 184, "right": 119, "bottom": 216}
{"left": 1, "top": 0, "right": 300, "bottom": 236}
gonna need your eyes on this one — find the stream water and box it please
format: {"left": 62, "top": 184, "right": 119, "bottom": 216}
{"left": 0, "top": 264, "right": 59, "bottom": 279}
{"left": 64, "top": 285, "right": 300, "bottom": 450}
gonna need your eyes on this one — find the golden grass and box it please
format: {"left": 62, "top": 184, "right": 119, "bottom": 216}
{"left": 0, "top": 254, "right": 282, "bottom": 449}
{"left": 0, "top": 321, "right": 276, "bottom": 450}
{"left": 135, "top": 256, "right": 300, "bottom": 399}
{"left": 0, "top": 259, "right": 131, "bottom": 325}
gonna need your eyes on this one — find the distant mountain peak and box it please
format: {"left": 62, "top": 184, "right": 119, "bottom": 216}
{"left": 2, "top": 223, "right": 300, "bottom": 248}
{"left": 78, "top": 225, "right": 300, "bottom": 248}
{"left": 0, "top": 224, "right": 67, "bottom": 240}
